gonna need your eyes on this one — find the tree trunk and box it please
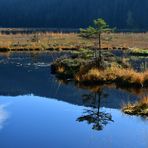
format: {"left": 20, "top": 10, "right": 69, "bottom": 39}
{"left": 94, "top": 42, "right": 97, "bottom": 59}
{"left": 98, "top": 33, "right": 102, "bottom": 62}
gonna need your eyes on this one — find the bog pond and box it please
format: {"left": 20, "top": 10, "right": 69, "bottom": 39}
{"left": 0, "top": 52, "right": 148, "bottom": 148}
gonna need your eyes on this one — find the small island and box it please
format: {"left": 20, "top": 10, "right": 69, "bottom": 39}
{"left": 122, "top": 96, "right": 148, "bottom": 116}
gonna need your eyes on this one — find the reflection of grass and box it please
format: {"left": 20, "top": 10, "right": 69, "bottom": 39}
{"left": 122, "top": 96, "right": 148, "bottom": 116}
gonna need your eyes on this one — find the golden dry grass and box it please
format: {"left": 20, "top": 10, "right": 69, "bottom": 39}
{"left": 122, "top": 96, "right": 148, "bottom": 116}
{"left": 56, "top": 66, "right": 65, "bottom": 73}
{"left": 0, "top": 32, "right": 91, "bottom": 50}
{"left": 0, "top": 31, "right": 148, "bottom": 51}
{"left": 75, "top": 65, "right": 148, "bottom": 87}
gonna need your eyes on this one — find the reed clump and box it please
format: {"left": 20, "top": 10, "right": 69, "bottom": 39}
{"left": 75, "top": 64, "right": 148, "bottom": 87}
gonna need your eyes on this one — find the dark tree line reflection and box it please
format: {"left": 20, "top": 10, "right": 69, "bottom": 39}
{"left": 77, "top": 86, "right": 114, "bottom": 131}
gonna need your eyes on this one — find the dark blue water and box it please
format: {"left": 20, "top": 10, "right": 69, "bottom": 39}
{"left": 0, "top": 52, "right": 148, "bottom": 148}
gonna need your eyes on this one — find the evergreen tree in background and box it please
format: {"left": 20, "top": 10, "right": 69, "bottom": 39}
{"left": 0, "top": 0, "right": 148, "bottom": 30}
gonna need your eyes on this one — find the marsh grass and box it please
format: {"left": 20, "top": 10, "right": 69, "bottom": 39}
{"left": 56, "top": 66, "right": 65, "bottom": 73}
{"left": 0, "top": 32, "right": 148, "bottom": 51}
{"left": 0, "top": 32, "right": 92, "bottom": 51}
{"left": 52, "top": 58, "right": 87, "bottom": 78}
{"left": 75, "top": 64, "right": 148, "bottom": 87}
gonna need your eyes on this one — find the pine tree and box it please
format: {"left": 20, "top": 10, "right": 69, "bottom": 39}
{"left": 80, "top": 18, "right": 114, "bottom": 65}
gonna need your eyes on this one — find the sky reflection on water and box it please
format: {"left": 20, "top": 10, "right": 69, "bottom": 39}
{"left": 0, "top": 95, "right": 147, "bottom": 148}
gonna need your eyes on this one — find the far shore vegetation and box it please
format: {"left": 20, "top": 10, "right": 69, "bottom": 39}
{"left": 0, "top": 29, "right": 148, "bottom": 52}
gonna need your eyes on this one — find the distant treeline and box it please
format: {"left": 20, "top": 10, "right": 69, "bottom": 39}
{"left": 0, "top": 0, "right": 148, "bottom": 30}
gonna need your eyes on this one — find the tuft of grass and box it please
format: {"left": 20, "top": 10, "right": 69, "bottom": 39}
{"left": 82, "top": 68, "right": 101, "bottom": 81}
{"left": 117, "top": 68, "right": 144, "bottom": 86}
{"left": 122, "top": 96, "right": 148, "bottom": 116}
{"left": 75, "top": 64, "right": 148, "bottom": 87}
{"left": 56, "top": 66, "right": 65, "bottom": 73}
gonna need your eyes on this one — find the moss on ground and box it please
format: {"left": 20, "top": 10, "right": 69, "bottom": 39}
{"left": 51, "top": 57, "right": 87, "bottom": 79}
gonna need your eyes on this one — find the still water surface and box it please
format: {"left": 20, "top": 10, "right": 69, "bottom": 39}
{"left": 0, "top": 52, "right": 148, "bottom": 148}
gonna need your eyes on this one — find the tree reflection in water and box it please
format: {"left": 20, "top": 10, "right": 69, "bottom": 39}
{"left": 77, "top": 86, "right": 114, "bottom": 131}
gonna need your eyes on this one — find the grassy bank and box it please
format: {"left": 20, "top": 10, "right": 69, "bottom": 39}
{"left": 122, "top": 96, "right": 148, "bottom": 116}
{"left": 75, "top": 65, "right": 148, "bottom": 87}
{"left": 0, "top": 32, "right": 148, "bottom": 52}
{"left": 130, "top": 48, "right": 148, "bottom": 56}
{"left": 51, "top": 49, "right": 94, "bottom": 78}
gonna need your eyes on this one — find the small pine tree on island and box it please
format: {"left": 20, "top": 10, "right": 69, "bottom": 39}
{"left": 80, "top": 18, "right": 114, "bottom": 67}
